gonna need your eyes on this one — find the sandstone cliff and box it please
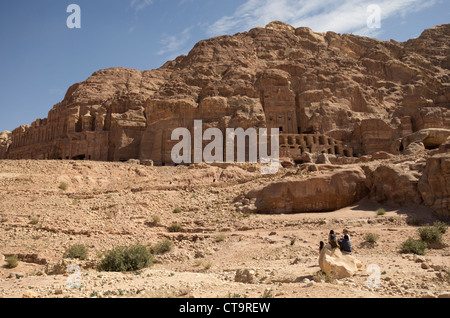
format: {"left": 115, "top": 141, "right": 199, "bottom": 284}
{"left": 2, "top": 22, "right": 449, "bottom": 164}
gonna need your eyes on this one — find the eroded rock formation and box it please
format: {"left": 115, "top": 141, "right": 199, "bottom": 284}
{"left": 1, "top": 22, "right": 449, "bottom": 164}
{"left": 319, "top": 243, "right": 362, "bottom": 279}
{"left": 0, "top": 131, "right": 11, "bottom": 159}
{"left": 419, "top": 153, "right": 450, "bottom": 218}
{"left": 245, "top": 168, "right": 368, "bottom": 213}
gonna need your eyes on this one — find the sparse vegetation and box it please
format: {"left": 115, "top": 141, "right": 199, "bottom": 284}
{"left": 433, "top": 221, "right": 448, "bottom": 234}
{"left": 168, "top": 222, "right": 183, "bottom": 233}
{"left": 194, "top": 260, "right": 202, "bottom": 267}
{"left": 364, "top": 233, "right": 380, "bottom": 245}
{"left": 290, "top": 237, "right": 297, "bottom": 246}
{"left": 90, "top": 291, "right": 98, "bottom": 298}
{"left": 418, "top": 226, "right": 443, "bottom": 245}
{"left": 313, "top": 271, "right": 336, "bottom": 283}
{"left": 215, "top": 233, "right": 226, "bottom": 243}
{"left": 98, "top": 245, "right": 153, "bottom": 272}
{"left": 228, "top": 292, "right": 248, "bottom": 298}
{"left": 376, "top": 208, "right": 386, "bottom": 216}
{"left": 203, "top": 262, "right": 212, "bottom": 270}
{"left": 150, "top": 239, "right": 174, "bottom": 255}
{"left": 147, "top": 215, "right": 161, "bottom": 227}
{"left": 30, "top": 216, "right": 40, "bottom": 225}
{"left": 261, "top": 289, "right": 274, "bottom": 298}
{"left": 59, "top": 182, "right": 69, "bottom": 191}
{"left": 400, "top": 238, "right": 427, "bottom": 255}
{"left": 64, "top": 244, "right": 89, "bottom": 260}
{"left": 173, "top": 207, "right": 182, "bottom": 214}
{"left": 6, "top": 256, "right": 19, "bottom": 269}
{"left": 105, "top": 211, "right": 115, "bottom": 220}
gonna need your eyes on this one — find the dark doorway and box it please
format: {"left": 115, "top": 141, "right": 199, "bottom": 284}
{"left": 72, "top": 154, "right": 86, "bottom": 160}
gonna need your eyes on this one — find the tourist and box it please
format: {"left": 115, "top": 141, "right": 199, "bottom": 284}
{"left": 319, "top": 241, "right": 324, "bottom": 253}
{"left": 342, "top": 229, "right": 351, "bottom": 242}
{"left": 339, "top": 235, "right": 352, "bottom": 254}
{"left": 328, "top": 230, "right": 339, "bottom": 249}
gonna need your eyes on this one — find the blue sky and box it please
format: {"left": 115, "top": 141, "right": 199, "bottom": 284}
{"left": 0, "top": 0, "right": 448, "bottom": 132}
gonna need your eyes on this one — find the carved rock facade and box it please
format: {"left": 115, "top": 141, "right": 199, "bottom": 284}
{"left": 2, "top": 22, "right": 449, "bottom": 164}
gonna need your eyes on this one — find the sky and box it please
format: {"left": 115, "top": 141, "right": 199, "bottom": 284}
{"left": 0, "top": 0, "right": 448, "bottom": 132}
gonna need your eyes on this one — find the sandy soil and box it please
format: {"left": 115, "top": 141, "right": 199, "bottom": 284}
{"left": 0, "top": 160, "right": 448, "bottom": 298}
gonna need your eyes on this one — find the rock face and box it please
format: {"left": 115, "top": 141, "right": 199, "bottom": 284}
{"left": 319, "top": 243, "right": 362, "bottom": 279}
{"left": 396, "top": 128, "right": 450, "bottom": 154}
{"left": 246, "top": 168, "right": 368, "bottom": 213}
{"left": 419, "top": 153, "right": 450, "bottom": 219}
{"left": 3, "top": 22, "right": 449, "bottom": 164}
{"left": 365, "top": 164, "right": 423, "bottom": 206}
{"left": 0, "top": 131, "right": 11, "bottom": 159}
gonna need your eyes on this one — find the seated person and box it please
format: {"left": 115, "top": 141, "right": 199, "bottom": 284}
{"left": 342, "top": 229, "right": 351, "bottom": 242}
{"left": 328, "top": 230, "right": 339, "bottom": 249}
{"left": 339, "top": 234, "right": 352, "bottom": 254}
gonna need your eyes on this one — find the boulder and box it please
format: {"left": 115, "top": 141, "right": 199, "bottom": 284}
{"left": 22, "top": 291, "right": 38, "bottom": 298}
{"left": 140, "top": 159, "right": 154, "bottom": 166}
{"left": 400, "top": 129, "right": 450, "bottom": 154}
{"left": 370, "top": 151, "right": 395, "bottom": 160}
{"left": 280, "top": 157, "right": 295, "bottom": 167}
{"left": 418, "top": 153, "right": 450, "bottom": 219}
{"left": 403, "top": 142, "right": 425, "bottom": 155}
{"left": 319, "top": 244, "right": 362, "bottom": 279}
{"left": 365, "top": 164, "right": 422, "bottom": 206}
{"left": 316, "top": 153, "right": 331, "bottom": 165}
{"left": 247, "top": 168, "right": 368, "bottom": 213}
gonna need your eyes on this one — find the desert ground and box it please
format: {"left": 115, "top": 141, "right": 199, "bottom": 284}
{"left": 0, "top": 159, "right": 448, "bottom": 299}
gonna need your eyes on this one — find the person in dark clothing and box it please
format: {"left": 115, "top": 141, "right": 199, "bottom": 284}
{"left": 319, "top": 241, "right": 324, "bottom": 253}
{"left": 339, "top": 234, "right": 352, "bottom": 254}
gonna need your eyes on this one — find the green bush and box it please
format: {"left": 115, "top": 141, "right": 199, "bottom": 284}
{"left": 168, "top": 223, "right": 183, "bottom": 233}
{"left": 150, "top": 215, "right": 160, "bottom": 225}
{"left": 433, "top": 221, "right": 448, "bottom": 234}
{"left": 364, "top": 233, "right": 380, "bottom": 244}
{"left": 59, "top": 182, "right": 69, "bottom": 191}
{"left": 173, "top": 207, "right": 182, "bottom": 214}
{"left": 64, "top": 244, "right": 89, "bottom": 260}
{"left": 30, "top": 217, "right": 40, "bottom": 225}
{"left": 400, "top": 238, "right": 427, "bottom": 255}
{"left": 261, "top": 289, "right": 274, "bottom": 298}
{"left": 418, "top": 226, "right": 443, "bottom": 245}
{"left": 6, "top": 256, "right": 19, "bottom": 269}
{"left": 150, "top": 239, "right": 174, "bottom": 255}
{"left": 98, "top": 245, "right": 153, "bottom": 272}
{"left": 376, "top": 208, "right": 386, "bottom": 216}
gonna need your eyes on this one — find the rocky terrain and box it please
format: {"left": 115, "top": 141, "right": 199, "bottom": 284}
{"left": 0, "top": 153, "right": 448, "bottom": 298}
{"left": 0, "top": 22, "right": 449, "bottom": 299}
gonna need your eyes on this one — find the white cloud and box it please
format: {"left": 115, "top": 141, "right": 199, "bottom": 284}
{"left": 157, "top": 27, "right": 194, "bottom": 58}
{"left": 207, "top": 0, "right": 438, "bottom": 37}
{"left": 130, "top": 0, "right": 154, "bottom": 13}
